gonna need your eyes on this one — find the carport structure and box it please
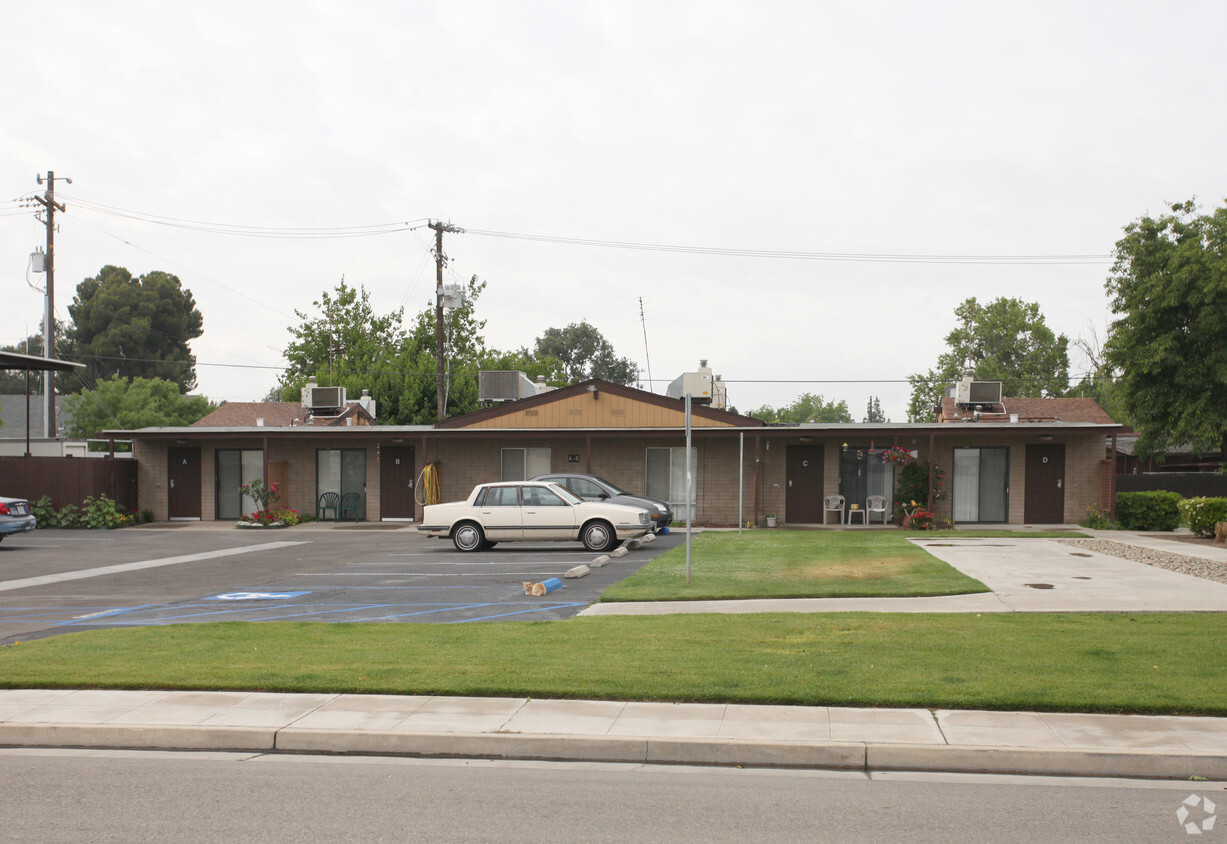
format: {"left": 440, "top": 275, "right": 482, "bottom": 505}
{"left": 0, "top": 350, "right": 85, "bottom": 454}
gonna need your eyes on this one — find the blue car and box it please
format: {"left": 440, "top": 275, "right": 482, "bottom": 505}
{"left": 0, "top": 496, "right": 37, "bottom": 543}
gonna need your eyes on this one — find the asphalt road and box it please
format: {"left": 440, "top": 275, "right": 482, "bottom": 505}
{"left": 1, "top": 749, "right": 1213, "bottom": 843}
{"left": 0, "top": 524, "right": 684, "bottom": 643}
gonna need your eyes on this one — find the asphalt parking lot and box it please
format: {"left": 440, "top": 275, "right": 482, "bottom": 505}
{"left": 0, "top": 524, "right": 684, "bottom": 644}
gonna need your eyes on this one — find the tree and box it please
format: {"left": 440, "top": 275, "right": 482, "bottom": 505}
{"left": 906, "top": 297, "right": 1070, "bottom": 421}
{"left": 276, "top": 276, "right": 406, "bottom": 397}
{"left": 275, "top": 276, "right": 562, "bottom": 424}
{"left": 532, "top": 321, "right": 637, "bottom": 385}
{"left": 61, "top": 376, "right": 215, "bottom": 438}
{"left": 863, "top": 396, "right": 888, "bottom": 423}
{"left": 1104, "top": 199, "right": 1227, "bottom": 458}
{"left": 1065, "top": 324, "right": 1128, "bottom": 423}
{"left": 66, "top": 266, "right": 204, "bottom": 392}
{"left": 749, "top": 392, "right": 853, "bottom": 423}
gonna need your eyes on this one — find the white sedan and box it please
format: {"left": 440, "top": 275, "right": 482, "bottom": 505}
{"left": 417, "top": 481, "right": 653, "bottom": 552}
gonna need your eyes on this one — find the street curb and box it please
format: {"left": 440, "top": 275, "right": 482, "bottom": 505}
{"left": 3, "top": 723, "right": 1223, "bottom": 780}
{"left": 866, "top": 744, "right": 1227, "bottom": 780}
{"left": 0, "top": 723, "right": 275, "bottom": 752}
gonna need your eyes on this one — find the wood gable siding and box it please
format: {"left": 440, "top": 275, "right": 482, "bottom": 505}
{"left": 454, "top": 392, "right": 741, "bottom": 429}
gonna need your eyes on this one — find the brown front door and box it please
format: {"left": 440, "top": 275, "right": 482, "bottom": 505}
{"left": 380, "top": 446, "right": 416, "bottom": 519}
{"left": 167, "top": 447, "right": 201, "bottom": 520}
{"left": 785, "top": 444, "right": 824, "bottom": 523}
{"left": 1024, "top": 444, "right": 1065, "bottom": 524}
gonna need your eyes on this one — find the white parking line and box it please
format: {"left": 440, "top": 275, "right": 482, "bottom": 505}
{"left": 0, "top": 542, "right": 310, "bottom": 593}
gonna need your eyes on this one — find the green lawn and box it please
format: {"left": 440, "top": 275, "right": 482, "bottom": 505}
{"left": 600, "top": 530, "right": 991, "bottom": 602}
{"left": 2, "top": 613, "right": 1225, "bottom": 715}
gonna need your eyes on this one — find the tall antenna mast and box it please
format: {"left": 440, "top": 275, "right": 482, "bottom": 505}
{"left": 639, "top": 297, "right": 654, "bottom": 393}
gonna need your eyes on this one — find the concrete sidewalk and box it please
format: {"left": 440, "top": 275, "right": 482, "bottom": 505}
{"left": 1, "top": 689, "right": 1225, "bottom": 781}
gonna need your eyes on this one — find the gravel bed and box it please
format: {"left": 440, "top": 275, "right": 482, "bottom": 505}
{"left": 1057, "top": 539, "right": 1227, "bottom": 585}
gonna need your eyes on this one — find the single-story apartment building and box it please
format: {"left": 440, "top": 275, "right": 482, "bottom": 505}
{"left": 111, "top": 379, "right": 1121, "bottom": 526}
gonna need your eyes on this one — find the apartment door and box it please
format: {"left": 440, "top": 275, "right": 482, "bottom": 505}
{"left": 785, "top": 445, "right": 823, "bottom": 522}
{"left": 380, "top": 446, "right": 416, "bottom": 520}
{"left": 167, "top": 447, "right": 201, "bottom": 520}
{"left": 1024, "top": 444, "right": 1065, "bottom": 524}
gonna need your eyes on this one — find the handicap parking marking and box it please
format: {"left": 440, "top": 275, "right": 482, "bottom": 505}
{"left": 207, "top": 591, "right": 313, "bottom": 601}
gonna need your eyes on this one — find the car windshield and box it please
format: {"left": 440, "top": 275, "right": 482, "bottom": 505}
{"left": 593, "top": 476, "right": 628, "bottom": 495}
{"left": 544, "top": 483, "right": 583, "bottom": 505}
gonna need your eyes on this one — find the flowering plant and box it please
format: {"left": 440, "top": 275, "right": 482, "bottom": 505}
{"left": 902, "top": 507, "right": 935, "bottom": 530}
{"left": 881, "top": 446, "right": 914, "bottom": 465}
{"left": 239, "top": 478, "right": 280, "bottom": 524}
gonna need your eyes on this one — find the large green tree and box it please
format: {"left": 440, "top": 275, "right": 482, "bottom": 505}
{"left": 907, "top": 297, "right": 1070, "bottom": 421}
{"left": 750, "top": 392, "right": 853, "bottom": 423}
{"left": 66, "top": 266, "right": 204, "bottom": 392}
{"left": 1104, "top": 199, "right": 1227, "bottom": 457}
{"left": 61, "top": 376, "right": 215, "bottom": 438}
{"left": 276, "top": 276, "right": 561, "bottom": 424}
{"left": 533, "top": 321, "right": 637, "bottom": 385}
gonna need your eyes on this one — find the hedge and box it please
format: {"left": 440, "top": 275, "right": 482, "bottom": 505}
{"left": 1115, "top": 490, "right": 1183, "bottom": 531}
{"left": 1177, "top": 497, "right": 1227, "bottom": 538}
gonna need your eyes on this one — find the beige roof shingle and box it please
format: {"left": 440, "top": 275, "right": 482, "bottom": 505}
{"left": 938, "top": 396, "right": 1115, "bottom": 424}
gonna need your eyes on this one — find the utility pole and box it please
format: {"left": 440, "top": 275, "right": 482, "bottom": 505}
{"left": 33, "top": 171, "right": 71, "bottom": 438}
{"left": 428, "top": 220, "right": 463, "bottom": 421}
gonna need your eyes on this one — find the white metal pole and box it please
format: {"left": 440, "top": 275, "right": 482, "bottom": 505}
{"left": 685, "top": 393, "right": 692, "bottom": 583}
{"left": 738, "top": 431, "right": 744, "bottom": 536}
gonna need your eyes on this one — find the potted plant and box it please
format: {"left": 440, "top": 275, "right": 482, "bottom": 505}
{"left": 766, "top": 514, "right": 778, "bottom": 528}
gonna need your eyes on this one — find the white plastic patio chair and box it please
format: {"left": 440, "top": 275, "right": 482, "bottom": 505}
{"left": 823, "top": 494, "right": 845, "bottom": 525}
{"left": 866, "top": 494, "right": 889, "bottom": 525}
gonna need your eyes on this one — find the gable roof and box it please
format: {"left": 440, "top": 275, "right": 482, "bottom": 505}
{"left": 938, "top": 396, "right": 1116, "bottom": 424}
{"left": 435, "top": 379, "right": 765, "bottom": 430}
{"left": 192, "top": 401, "right": 378, "bottom": 428}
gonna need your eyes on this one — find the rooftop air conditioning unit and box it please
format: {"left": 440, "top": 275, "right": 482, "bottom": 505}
{"left": 478, "top": 371, "right": 535, "bottom": 404}
{"left": 306, "top": 385, "right": 346, "bottom": 412}
{"left": 955, "top": 379, "right": 1003, "bottom": 406}
{"left": 666, "top": 360, "right": 728, "bottom": 408}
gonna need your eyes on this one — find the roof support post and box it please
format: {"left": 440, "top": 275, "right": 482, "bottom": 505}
{"left": 1109, "top": 432, "right": 1118, "bottom": 521}
{"left": 927, "top": 431, "right": 936, "bottom": 514}
{"left": 753, "top": 434, "right": 763, "bottom": 527}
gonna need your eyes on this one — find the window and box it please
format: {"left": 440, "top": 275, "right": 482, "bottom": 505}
{"left": 317, "top": 448, "right": 366, "bottom": 519}
{"left": 953, "top": 447, "right": 1009, "bottom": 523}
{"left": 480, "top": 486, "right": 520, "bottom": 507}
{"left": 646, "top": 446, "right": 697, "bottom": 520}
{"left": 500, "top": 447, "right": 551, "bottom": 481}
{"left": 522, "top": 486, "right": 566, "bottom": 507}
{"left": 569, "top": 478, "right": 607, "bottom": 498}
{"left": 216, "top": 449, "right": 263, "bottom": 520}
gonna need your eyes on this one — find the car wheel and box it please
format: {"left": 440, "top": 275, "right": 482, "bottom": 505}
{"left": 452, "top": 522, "right": 485, "bottom": 552}
{"left": 482, "top": 541, "right": 498, "bottom": 549}
{"left": 581, "top": 520, "right": 617, "bottom": 552}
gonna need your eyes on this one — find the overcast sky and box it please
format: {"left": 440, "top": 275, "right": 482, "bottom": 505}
{"left": 4, "top": 1, "right": 1226, "bottom": 421}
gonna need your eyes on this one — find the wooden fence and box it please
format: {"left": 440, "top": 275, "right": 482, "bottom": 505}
{"left": 1116, "top": 473, "right": 1227, "bottom": 498}
{"left": 0, "top": 456, "right": 138, "bottom": 513}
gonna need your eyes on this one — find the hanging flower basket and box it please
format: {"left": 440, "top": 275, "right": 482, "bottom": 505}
{"left": 881, "top": 446, "right": 915, "bottom": 465}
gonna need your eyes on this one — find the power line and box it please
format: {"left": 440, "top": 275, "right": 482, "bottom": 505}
{"left": 465, "top": 228, "right": 1112, "bottom": 265}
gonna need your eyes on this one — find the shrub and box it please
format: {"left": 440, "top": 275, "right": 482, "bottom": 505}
{"left": 80, "top": 495, "right": 129, "bottom": 529}
{"left": 893, "top": 461, "right": 947, "bottom": 523}
{"left": 1080, "top": 503, "right": 1116, "bottom": 530}
{"left": 1178, "top": 497, "right": 1227, "bottom": 538}
{"left": 1115, "top": 490, "right": 1183, "bottom": 531}
{"left": 31, "top": 495, "right": 59, "bottom": 527}
{"left": 272, "top": 508, "right": 301, "bottom": 526}
{"left": 57, "top": 504, "right": 81, "bottom": 529}
{"left": 141, "top": 509, "right": 155, "bottom": 524}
